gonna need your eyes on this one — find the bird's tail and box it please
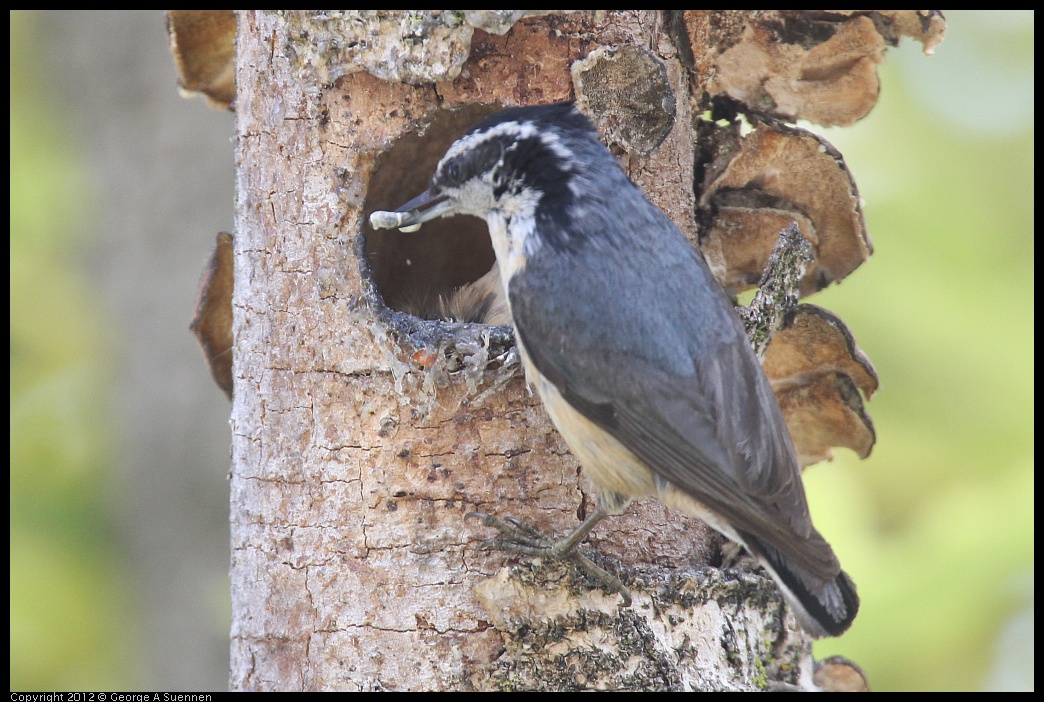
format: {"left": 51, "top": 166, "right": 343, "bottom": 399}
{"left": 744, "top": 533, "right": 860, "bottom": 638}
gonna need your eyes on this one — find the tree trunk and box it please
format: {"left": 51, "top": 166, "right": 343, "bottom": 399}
{"left": 231, "top": 10, "right": 811, "bottom": 691}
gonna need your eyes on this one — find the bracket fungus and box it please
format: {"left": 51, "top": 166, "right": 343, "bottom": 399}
{"left": 699, "top": 119, "right": 870, "bottom": 298}
{"left": 189, "top": 231, "right": 235, "bottom": 399}
{"left": 707, "top": 10, "right": 946, "bottom": 127}
{"left": 166, "top": 10, "right": 237, "bottom": 110}
{"left": 763, "top": 305, "right": 879, "bottom": 467}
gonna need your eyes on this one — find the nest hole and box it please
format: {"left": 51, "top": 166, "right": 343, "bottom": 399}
{"left": 362, "top": 104, "right": 503, "bottom": 323}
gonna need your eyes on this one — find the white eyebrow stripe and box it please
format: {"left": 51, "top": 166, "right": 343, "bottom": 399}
{"left": 439, "top": 119, "right": 573, "bottom": 171}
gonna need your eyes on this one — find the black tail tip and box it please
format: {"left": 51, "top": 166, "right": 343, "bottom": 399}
{"left": 746, "top": 535, "right": 860, "bottom": 638}
{"left": 779, "top": 568, "right": 860, "bottom": 638}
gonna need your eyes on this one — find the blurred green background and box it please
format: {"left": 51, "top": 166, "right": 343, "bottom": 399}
{"left": 10, "top": 10, "right": 1033, "bottom": 692}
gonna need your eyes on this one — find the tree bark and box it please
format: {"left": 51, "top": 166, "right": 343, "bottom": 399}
{"left": 230, "top": 10, "right": 810, "bottom": 691}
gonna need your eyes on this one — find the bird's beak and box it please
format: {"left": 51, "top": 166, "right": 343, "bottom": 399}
{"left": 369, "top": 189, "right": 456, "bottom": 233}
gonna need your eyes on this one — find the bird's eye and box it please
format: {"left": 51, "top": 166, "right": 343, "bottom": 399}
{"left": 442, "top": 160, "right": 463, "bottom": 184}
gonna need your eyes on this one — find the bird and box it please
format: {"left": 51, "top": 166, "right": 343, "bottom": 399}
{"left": 369, "top": 101, "right": 858, "bottom": 637}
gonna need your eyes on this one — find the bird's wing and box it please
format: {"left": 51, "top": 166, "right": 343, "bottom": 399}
{"left": 509, "top": 244, "right": 841, "bottom": 580}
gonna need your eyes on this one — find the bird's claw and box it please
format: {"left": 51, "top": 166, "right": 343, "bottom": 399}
{"left": 467, "top": 510, "right": 632, "bottom": 607}
{"left": 467, "top": 511, "right": 551, "bottom": 550}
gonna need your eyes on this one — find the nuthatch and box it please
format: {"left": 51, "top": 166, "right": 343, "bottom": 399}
{"left": 370, "top": 102, "right": 858, "bottom": 637}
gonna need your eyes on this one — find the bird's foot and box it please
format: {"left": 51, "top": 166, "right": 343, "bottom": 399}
{"left": 466, "top": 511, "right": 632, "bottom": 607}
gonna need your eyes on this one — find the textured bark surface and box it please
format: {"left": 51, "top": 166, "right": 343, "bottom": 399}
{"left": 230, "top": 10, "right": 810, "bottom": 691}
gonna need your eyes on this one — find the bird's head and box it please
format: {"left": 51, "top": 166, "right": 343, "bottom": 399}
{"left": 369, "top": 103, "right": 599, "bottom": 245}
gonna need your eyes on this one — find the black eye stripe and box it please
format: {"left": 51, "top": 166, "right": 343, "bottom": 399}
{"left": 443, "top": 159, "right": 462, "bottom": 183}
{"left": 438, "top": 137, "right": 510, "bottom": 187}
